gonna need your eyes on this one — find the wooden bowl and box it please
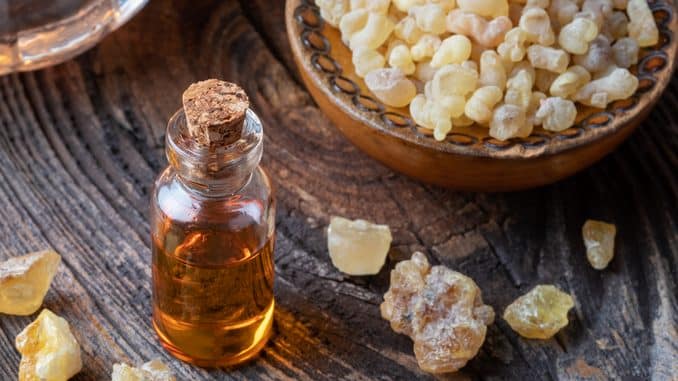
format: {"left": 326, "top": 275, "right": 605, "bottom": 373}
{"left": 285, "top": 0, "right": 678, "bottom": 191}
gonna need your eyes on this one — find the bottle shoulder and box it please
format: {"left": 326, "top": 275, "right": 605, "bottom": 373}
{"left": 152, "top": 166, "right": 274, "bottom": 226}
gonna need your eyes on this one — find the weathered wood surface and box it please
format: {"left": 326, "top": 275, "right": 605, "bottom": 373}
{"left": 0, "top": 0, "right": 676, "bottom": 379}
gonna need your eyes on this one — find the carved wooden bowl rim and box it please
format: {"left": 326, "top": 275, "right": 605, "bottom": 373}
{"left": 287, "top": 0, "right": 677, "bottom": 159}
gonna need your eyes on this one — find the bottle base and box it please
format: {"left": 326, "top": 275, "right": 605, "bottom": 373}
{"left": 153, "top": 318, "right": 273, "bottom": 368}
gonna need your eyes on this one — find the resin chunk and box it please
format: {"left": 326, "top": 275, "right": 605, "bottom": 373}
{"left": 582, "top": 220, "right": 616, "bottom": 270}
{"left": 327, "top": 216, "right": 392, "bottom": 275}
{"left": 381, "top": 252, "right": 495, "bottom": 373}
{"left": 0, "top": 250, "right": 61, "bottom": 315}
{"left": 112, "top": 359, "right": 176, "bottom": 381}
{"left": 503, "top": 285, "right": 574, "bottom": 339}
{"left": 15, "top": 309, "right": 82, "bottom": 381}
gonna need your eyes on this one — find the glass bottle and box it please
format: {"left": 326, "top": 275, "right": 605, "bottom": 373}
{"left": 150, "top": 107, "right": 275, "bottom": 367}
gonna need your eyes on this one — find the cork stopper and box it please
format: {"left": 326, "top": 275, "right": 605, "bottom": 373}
{"left": 182, "top": 79, "right": 250, "bottom": 147}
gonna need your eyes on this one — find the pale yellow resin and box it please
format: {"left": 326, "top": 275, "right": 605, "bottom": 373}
{"left": 327, "top": 216, "right": 392, "bottom": 275}
{"left": 582, "top": 220, "right": 616, "bottom": 270}
{"left": 503, "top": 285, "right": 574, "bottom": 339}
{"left": 112, "top": 359, "right": 176, "bottom": 381}
{"left": 0, "top": 250, "right": 61, "bottom": 316}
{"left": 15, "top": 309, "right": 82, "bottom": 381}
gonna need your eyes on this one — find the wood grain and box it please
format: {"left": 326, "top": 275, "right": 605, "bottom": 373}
{"left": 0, "top": 0, "right": 676, "bottom": 380}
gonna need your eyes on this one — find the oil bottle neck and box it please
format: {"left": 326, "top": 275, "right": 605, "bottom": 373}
{"left": 165, "top": 108, "right": 264, "bottom": 197}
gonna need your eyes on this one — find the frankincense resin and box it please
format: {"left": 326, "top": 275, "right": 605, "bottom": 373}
{"left": 327, "top": 216, "right": 392, "bottom": 275}
{"left": 381, "top": 252, "right": 494, "bottom": 373}
{"left": 582, "top": 219, "right": 616, "bottom": 270}
{"left": 503, "top": 285, "right": 574, "bottom": 339}
{"left": 112, "top": 359, "right": 176, "bottom": 381}
{"left": 316, "top": 0, "right": 655, "bottom": 141}
{"left": 15, "top": 309, "right": 82, "bottom": 381}
{"left": 0, "top": 250, "right": 60, "bottom": 316}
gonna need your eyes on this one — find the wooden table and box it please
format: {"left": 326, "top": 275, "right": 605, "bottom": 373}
{"left": 0, "top": 1, "right": 676, "bottom": 380}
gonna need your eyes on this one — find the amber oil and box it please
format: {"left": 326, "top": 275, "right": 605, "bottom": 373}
{"left": 151, "top": 103, "right": 275, "bottom": 367}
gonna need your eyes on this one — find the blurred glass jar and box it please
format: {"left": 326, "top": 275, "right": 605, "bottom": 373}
{"left": 0, "top": 0, "right": 147, "bottom": 75}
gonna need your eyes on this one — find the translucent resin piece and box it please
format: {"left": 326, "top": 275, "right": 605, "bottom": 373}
{"left": 503, "top": 285, "right": 574, "bottom": 339}
{"left": 582, "top": 220, "right": 616, "bottom": 270}
{"left": 15, "top": 309, "right": 82, "bottom": 381}
{"left": 327, "top": 216, "right": 392, "bottom": 275}
{"left": 381, "top": 252, "right": 494, "bottom": 373}
{"left": 0, "top": 250, "right": 61, "bottom": 315}
{"left": 112, "top": 359, "right": 176, "bottom": 381}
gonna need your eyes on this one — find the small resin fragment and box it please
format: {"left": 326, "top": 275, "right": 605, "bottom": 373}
{"left": 574, "top": 67, "right": 638, "bottom": 108}
{"left": 582, "top": 220, "right": 616, "bottom": 270}
{"left": 503, "top": 285, "right": 574, "bottom": 339}
{"left": 627, "top": 0, "right": 659, "bottom": 47}
{"left": 353, "top": 48, "right": 386, "bottom": 78}
{"left": 0, "top": 250, "right": 61, "bottom": 315}
{"left": 327, "top": 216, "right": 392, "bottom": 275}
{"left": 364, "top": 68, "right": 417, "bottom": 107}
{"left": 112, "top": 359, "right": 176, "bottom": 381}
{"left": 490, "top": 104, "right": 528, "bottom": 141}
{"left": 535, "top": 97, "right": 577, "bottom": 132}
{"left": 612, "top": 37, "right": 639, "bottom": 69}
{"left": 573, "top": 35, "right": 613, "bottom": 74}
{"left": 316, "top": 0, "right": 350, "bottom": 27}
{"left": 457, "top": 0, "right": 509, "bottom": 18}
{"left": 446, "top": 10, "right": 512, "bottom": 48}
{"left": 15, "top": 309, "right": 82, "bottom": 381}
{"left": 381, "top": 252, "right": 495, "bottom": 373}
